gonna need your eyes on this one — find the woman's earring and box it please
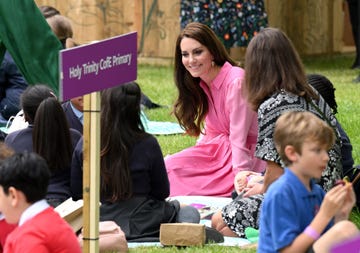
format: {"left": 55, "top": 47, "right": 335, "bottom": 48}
{"left": 211, "top": 61, "right": 215, "bottom": 67}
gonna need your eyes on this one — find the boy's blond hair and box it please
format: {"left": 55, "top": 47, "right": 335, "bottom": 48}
{"left": 274, "top": 111, "right": 335, "bottom": 166}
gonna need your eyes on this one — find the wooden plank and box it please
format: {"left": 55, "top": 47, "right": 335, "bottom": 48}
{"left": 264, "top": 0, "right": 343, "bottom": 55}
{"left": 139, "top": 0, "right": 180, "bottom": 57}
{"left": 155, "top": 0, "right": 180, "bottom": 58}
{"left": 134, "top": 0, "right": 143, "bottom": 51}
{"left": 34, "top": 0, "right": 347, "bottom": 56}
{"left": 333, "top": 0, "right": 345, "bottom": 52}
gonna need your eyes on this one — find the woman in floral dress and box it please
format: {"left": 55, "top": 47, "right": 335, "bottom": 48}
{"left": 211, "top": 27, "right": 342, "bottom": 237}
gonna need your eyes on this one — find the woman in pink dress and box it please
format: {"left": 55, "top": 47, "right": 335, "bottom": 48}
{"left": 165, "top": 22, "right": 266, "bottom": 197}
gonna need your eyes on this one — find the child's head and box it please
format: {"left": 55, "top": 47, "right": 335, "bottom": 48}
{"left": 0, "top": 152, "right": 50, "bottom": 223}
{"left": 274, "top": 111, "right": 335, "bottom": 167}
{"left": 101, "top": 82, "right": 143, "bottom": 133}
{"left": 39, "top": 6, "right": 73, "bottom": 49}
{"left": 307, "top": 74, "right": 338, "bottom": 114}
{"left": 46, "top": 15, "right": 73, "bottom": 48}
{"left": 33, "top": 96, "right": 73, "bottom": 172}
{"left": 21, "top": 84, "right": 56, "bottom": 124}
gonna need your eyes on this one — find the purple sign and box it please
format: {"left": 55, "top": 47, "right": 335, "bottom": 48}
{"left": 330, "top": 234, "right": 360, "bottom": 253}
{"left": 59, "top": 32, "right": 137, "bottom": 101}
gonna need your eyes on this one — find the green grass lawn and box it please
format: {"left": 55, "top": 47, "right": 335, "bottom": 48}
{"left": 131, "top": 53, "right": 360, "bottom": 252}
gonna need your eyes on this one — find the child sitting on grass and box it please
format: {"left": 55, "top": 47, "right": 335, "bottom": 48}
{"left": 0, "top": 152, "right": 81, "bottom": 253}
{"left": 258, "top": 111, "right": 359, "bottom": 253}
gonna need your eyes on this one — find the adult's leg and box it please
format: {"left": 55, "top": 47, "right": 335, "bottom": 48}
{"left": 176, "top": 205, "right": 201, "bottom": 223}
{"left": 211, "top": 210, "right": 238, "bottom": 237}
{"left": 212, "top": 194, "right": 265, "bottom": 237}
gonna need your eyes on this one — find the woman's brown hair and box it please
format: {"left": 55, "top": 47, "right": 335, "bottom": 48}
{"left": 244, "top": 27, "right": 318, "bottom": 111}
{"left": 173, "top": 22, "right": 237, "bottom": 136}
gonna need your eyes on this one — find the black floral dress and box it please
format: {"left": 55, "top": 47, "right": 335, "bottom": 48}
{"left": 222, "top": 90, "right": 342, "bottom": 237}
{"left": 180, "top": 0, "right": 268, "bottom": 48}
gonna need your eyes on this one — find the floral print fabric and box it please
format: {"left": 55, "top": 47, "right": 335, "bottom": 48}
{"left": 222, "top": 90, "right": 342, "bottom": 237}
{"left": 180, "top": 0, "right": 268, "bottom": 48}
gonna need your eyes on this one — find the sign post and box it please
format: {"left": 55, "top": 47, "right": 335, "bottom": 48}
{"left": 59, "top": 32, "right": 137, "bottom": 253}
{"left": 82, "top": 92, "right": 100, "bottom": 253}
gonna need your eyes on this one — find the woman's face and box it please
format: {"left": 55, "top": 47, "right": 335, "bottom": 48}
{"left": 180, "top": 37, "right": 213, "bottom": 79}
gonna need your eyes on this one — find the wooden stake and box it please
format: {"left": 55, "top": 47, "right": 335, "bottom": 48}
{"left": 82, "top": 92, "right": 101, "bottom": 253}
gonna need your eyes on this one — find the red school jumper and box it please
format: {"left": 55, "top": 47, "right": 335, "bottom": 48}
{"left": 4, "top": 208, "right": 81, "bottom": 253}
{"left": 0, "top": 219, "right": 16, "bottom": 253}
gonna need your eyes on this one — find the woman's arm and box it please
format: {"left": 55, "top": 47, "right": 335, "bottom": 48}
{"left": 227, "top": 74, "right": 261, "bottom": 173}
{"left": 263, "top": 161, "right": 284, "bottom": 192}
{"left": 242, "top": 161, "right": 283, "bottom": 197}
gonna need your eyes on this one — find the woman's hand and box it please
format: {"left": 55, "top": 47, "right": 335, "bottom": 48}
{"left": 234, "top": 171, "right": 262, "bottom": 195}
{"left": 243, "top": 181, "right": 265, "bottom": 197}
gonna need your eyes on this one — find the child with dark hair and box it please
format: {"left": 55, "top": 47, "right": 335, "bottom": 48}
{"left": 5, "top": 85, "right": 82, "bottom": 207}
{"left": 307, "top": 74, "right": 338, "bottom": 113}
{"left": 71, "top": 82, "right": 202, "bottom": 241}
{"left": 0, "top": 152, "right": 81, "bottom": 252}
{"left": 258, "top": 111, "right": 358, "bottom": 253}
{"left": 307, "top": 74, "right": 354, "bottom": 178}
{"left": 307, "top": 73, "right": 360, "bottom": 208}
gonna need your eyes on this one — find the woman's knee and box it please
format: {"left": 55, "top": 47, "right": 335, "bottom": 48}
{"left": 176, "top": 205, "right": 201, "bottom": 223}
{"left": 211, "top": 211, "right": 225, "bottom": 230}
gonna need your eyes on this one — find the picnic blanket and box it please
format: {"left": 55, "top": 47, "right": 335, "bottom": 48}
{"left": 128, "top": 196, "right": 252, "bottom": 248}
{"left": 141, "top": 111, "right": 185, "bottom": 135}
